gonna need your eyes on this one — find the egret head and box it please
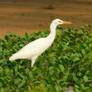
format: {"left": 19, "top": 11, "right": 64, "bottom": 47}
{"left": 51, "top": 19, "right": 72, "bottom": 27}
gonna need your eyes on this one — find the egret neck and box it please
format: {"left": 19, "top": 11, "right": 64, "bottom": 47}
{"left": 47, "top": 23, "right": 57, "bottom": 44}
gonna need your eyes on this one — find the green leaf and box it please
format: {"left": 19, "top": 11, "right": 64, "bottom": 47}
{"left": 83, "top": 75, "right": 88, "bottom": 82}
{"left": 0, "top": 88, "right": 4, "bottom": 92}
{"left": 58, "top": 64, "right": 65, "bottom": 73}
{"left": 55, "top": 84, "right": 61, "bottom": 92}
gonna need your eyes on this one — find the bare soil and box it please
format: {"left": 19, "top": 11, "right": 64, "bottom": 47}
{"left": 0, "top": 0, "right": 92, "bottom": 37}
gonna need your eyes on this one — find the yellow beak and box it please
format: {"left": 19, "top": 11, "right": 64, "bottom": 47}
{"left": 63, "top": 21, "right": 72, "bottom": 24}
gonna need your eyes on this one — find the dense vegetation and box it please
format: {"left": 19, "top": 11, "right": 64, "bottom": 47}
{"left": 0, "top": 25, "right": 92, "bottom": 92}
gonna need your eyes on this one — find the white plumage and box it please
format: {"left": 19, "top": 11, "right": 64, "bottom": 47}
{"left": 9, "top": 19, "right": 72, "bottom": 67}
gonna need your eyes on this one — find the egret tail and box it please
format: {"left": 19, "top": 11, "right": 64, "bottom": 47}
{"left": 9, "top": 53, "right": 19, "bottom": 61}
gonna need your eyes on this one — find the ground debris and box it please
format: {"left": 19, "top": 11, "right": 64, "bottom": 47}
{"left": 64, "top": 86, "right": 74, "bottom": 92}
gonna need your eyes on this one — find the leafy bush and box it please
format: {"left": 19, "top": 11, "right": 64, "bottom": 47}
{"left": 0, "top": 25, "right": 92, "bottom": 92}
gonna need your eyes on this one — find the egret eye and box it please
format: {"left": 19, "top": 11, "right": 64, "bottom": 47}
{"left": 58, "top": 21, "right": 62, "bottom": 23}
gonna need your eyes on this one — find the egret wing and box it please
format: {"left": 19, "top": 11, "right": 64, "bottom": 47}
{"left": 15, "top": 38, "right": 48, "bottom": 59}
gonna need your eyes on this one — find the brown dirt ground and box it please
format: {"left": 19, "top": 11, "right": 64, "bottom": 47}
{"left": 0, "top": 0, "right": 92, "bottom": 37}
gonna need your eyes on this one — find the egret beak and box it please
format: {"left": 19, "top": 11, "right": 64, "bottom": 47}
{"left": 63, "top": 21, "right": 72, "bottom": 24}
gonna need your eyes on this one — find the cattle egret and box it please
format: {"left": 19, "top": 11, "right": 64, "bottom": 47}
{"left": 9, "top": 19, "right": 72, "bottom": 68}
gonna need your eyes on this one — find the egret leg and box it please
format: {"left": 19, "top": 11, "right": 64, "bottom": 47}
{"left": 31, "top": 56, "right": 37, "bottom": 68}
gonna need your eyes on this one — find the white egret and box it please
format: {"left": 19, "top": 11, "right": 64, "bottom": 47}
{"left": 9, "top": 19, "right": 72, "bottom": 67}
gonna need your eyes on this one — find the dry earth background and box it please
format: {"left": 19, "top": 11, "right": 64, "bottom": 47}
{"left": 0, "top": 0, "right": 92, "bottom": 37}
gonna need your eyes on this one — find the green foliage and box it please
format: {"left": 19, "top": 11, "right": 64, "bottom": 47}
{"left": 0, "top": 26, "right": 92, "bottom": 92}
